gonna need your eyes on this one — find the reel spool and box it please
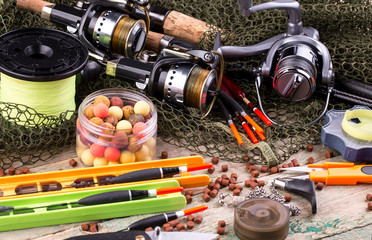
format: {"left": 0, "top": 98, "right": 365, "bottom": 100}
{"left": 0, "top": 28, "right": 89, "bottom": 125}
{"left": 234, "top": 198, "right": 290, "bottom": 240}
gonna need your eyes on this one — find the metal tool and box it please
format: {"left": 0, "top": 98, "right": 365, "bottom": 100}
{"left": 66, "top": 226, "right": 218, "bottom": 240}
{"left": 281, "top": 162, "right": 372, "bottom": 185}
{"left": 321, "top": 105, "right": 372, "bottom": 162}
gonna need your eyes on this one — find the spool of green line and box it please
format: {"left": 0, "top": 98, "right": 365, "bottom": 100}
{"left": 0, "top": 28, "right": 89, "bottom": 126}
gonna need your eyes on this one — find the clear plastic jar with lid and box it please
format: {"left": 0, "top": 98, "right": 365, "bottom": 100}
{"left": 76, "top": 88, "right": 157, "bottom": 167}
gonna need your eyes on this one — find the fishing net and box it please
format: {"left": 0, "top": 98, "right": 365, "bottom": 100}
{"left": 0, "top": 0, "right": 371, "bottom": 168}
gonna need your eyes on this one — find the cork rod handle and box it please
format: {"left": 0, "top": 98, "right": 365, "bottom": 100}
{"left": 16, "top": 0, "right": 53, "bottom": 13}
{"left": 163, "top": 11, "right": 215, "bottom": 45}
{"left": 145, "top": 31, "right": 164, "bottom": 53}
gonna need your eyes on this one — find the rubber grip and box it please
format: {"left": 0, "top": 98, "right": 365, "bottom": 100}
{"left": 108, "top": 168, "right": 162, "bottom": 184}
{"left": 16, "top": 0, "right": 53, "bottom": 13}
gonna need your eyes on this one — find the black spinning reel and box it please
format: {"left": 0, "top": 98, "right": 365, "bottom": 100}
{"left": 105, "top": 47, "right": 222, "bottom": 118}
{"left": 217, "top": 0, "right": 335, "bottom": 125}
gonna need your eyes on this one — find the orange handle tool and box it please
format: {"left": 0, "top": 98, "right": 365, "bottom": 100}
{"left": 310, "top": 165, "right": 372, "bottom": 185}
{"left": 308, "top": 162, "right": 355, "bottom": 168}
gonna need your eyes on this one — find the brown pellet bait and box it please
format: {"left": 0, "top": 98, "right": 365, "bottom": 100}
{"left": 202, "top": 193, "right": 211, "bottom": 202}
{"left": 233, "top": 189, "right": 241, "bottom": 196}
{"left": 186, "top": 195, "right": 193, "bottom": 204}
{"left": 221, "top": 165, "right": 228, "bottom": 172}
{"left": 221, "top": 179, "right": 230, "bottom": 187}
{"left": 306, "top": 144, "right": 314, "bottom": 152}
{"left": 185, "top": 190, "right": 193, "bottom": 196}
{"left": 145, "top": 227, "right": 153, "bottom": 231}
{"left": 284, "top": 194, "right": 292, "bottom": 202}
{"left": 210, "top": 189, "right": 218, "bottom": 198}
{"left": 187, "top": 221, "right": 195, "bottom": 229}
{"left": 165, "top": 226, "right": 173, "bottom": 232}
{"left": 213, "top": 183, "right": 221, "bottom": 191}
{"left": 15, "top": 169, "right": 22, "bottom": 175}
{"left": 0, "top": 168, "right": 5, "bottom": 175}
{"left": 242, "top": 156, "right": 250, "bottom": 162}
{"left": 316, "top": 182, "right": 325, "bottom": 190}
{"left": 208, "top": 181, "right": 215, "bottom": 190}
{"left": 308, "top": 157, "right": 315, "bottom": 164}
{"left": 258, "top": 180, "right": 265, "bottom": 187}
{"left": 186, "top": 214, "right": 195, "bottom": 222}
{"left": 235, "top": 185, "right": 243, "bottom": 191}
{"left": 208, "top": 166, "right": 215, "bottom": 174}
{"left": 215, "top": 177, "right": 222, "bottom": 184}
{"left": 325, "top": 151, "right": 334, "bottom": 159}
{"left": 260, "top": 165, "right": 269, "bottom": 173}
{"left": 163, "top": 223, "right": 171, "bottom": 229}
{"left": 217, "top": 227, "right": 225, "bottom": 235}
{"left": 8, "top": 166, "right": 15, "bottom": 175}
{"left": 211, "top": 157, "right": 219, "bottom": 164}
{"left": 270, "top": 167, "right": 278, "bottom": 174}
{"left": 231, "top": 173, "right": 238, "bottom": 179}
{"left": 251, "top": 170, "right": 259, "bottom": 177}
{"left": 228, "top": 183, "right": 236, "bottom": 191}
{"left": 246, "top": 163, "right": 252, "bottom": 169}
{"left": 250, "top": 177, "right": 257, "bottom": 182}
{"left": 250, "top": 182, "right": 258, "bottom": 189}
{"left": 221, "top": 173, "right": 228, "bottom": 179}
{"left": 190, "top": 153, "right": 197, "bottom": 156}
{"left": 195, "top": 216, "right": 203, "bottom": 224}
{"left": 89, "top": 223, "right": 98, "bottom": 232}
{"left": 69, "top": 159, "right": 78, "bottom": 167}
{"left": 291, "top": 159, "right": 300, "bottom": 167}
{"left": 282, "top": 163, "right": 289, "bottom": 168}
{"left": 22, "top": 167, "right": 29, "bottom": 174}
{"left": 368, "top": 202, "right": 372, "bottom": 211}
{"left": 176, "top": 223, "right": 185, "bottom": 231}
{"left": 161, "top": 151, "right": 168, "bottom": 159}
{"left": 230, "top": 178, "right": 237, "bottom": 184}
{"left": 81, "top": 224, "right": 90, "bottom": 231}
{"left": 244, "top": 180, "right": 251, "bottom": 188}
{"left": 203, "top": 188, "right": 211, "bottom": 195}
{"left": 218, "top": 220, "right": 226, "bottom": 228}
{"left": 366, "top": 194, "right": 372, "bottom": 201}
{"left": 168, "top": 219, "right": 179, "bottom": 227}
{"left": 249, "top": 165, "right": 256, "bottom": 172}
{"left": 288, "top": 162, "right": 294, "bottom": 168}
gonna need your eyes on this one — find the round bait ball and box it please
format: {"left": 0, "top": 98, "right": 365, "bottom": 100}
{"left": 93, "top": 157, "right": 108, "bottom": 167}
{"left": 90, "top": 143, "right": 106, "bottom": 157}
{"left": 116, "top": 120, "right": 132, "bottom": 135}
{"left": 120, "top": 150, "right": 136, "bottom": 163}
{"left": 104, "top": 115, "right": 118, "bottom": 126}
{"left": 81, "top": 148, "right": 95, "bottom": 166}
{"left": 94, "top": 95, "right": 110, "bottom": 107}
{"left": 90, "top": 117, "right": 104, "bottom": 126}
{"left": 84, "top": 104, "right": 95, "bottom": 118}
{"left": 122, "top": 105, "right": 135, "bottom": 120}
{"left": 100, "top": 122, "right": 115, "bottom": 135}
{"left": 135, "top": 145, "right": 150, "bottom": 162}
{"left": 94, "top": 103, "right": 109, "bottom": 119}
{"left": 128, "top": 137, "right": 143, "bottom": 153}
{"left": 104, "top": 147, "right": 121, "bottom": 162}
{"left": 133, "top": 122, "right": 148, "bottom": 135}
{"left": 129, "top": 114, "right": 145, "bottom": 126}
{"left": 108, "top": 161, "right": 120, "bottom": 166}
{"left": 109, "top": 106, "right": 123, "bottom": 121}
{"left": 77, "top": 134, "right": 91, "bottom": 147}
{"left": 134, "top": 100, "right": 150, "bottom": 117}
{"left": 110, "top": 97, "right": 123, "bottom": 108}
{"left": 112, "top": 131, "right": 129, "bottom": 148}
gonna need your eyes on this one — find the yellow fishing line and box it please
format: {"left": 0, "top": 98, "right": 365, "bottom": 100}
{"left": 0, "top": 73, "right": 76, "bottom": 123}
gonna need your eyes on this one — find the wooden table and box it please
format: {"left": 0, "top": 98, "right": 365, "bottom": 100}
{"left": 0, "top": 138, "right": 371, "bottom": 240}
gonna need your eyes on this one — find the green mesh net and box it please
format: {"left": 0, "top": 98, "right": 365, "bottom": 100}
{"left": 0, "top": 0, "right": 371, "bottom": 168}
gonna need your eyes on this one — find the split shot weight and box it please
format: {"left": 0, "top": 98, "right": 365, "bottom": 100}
{"left": 0, "top": 28, "right": 89, "bottom": 125}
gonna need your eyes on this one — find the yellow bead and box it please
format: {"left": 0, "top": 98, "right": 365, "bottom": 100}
{"left": 135, "top": 145, "right": 150, "bottom": 162}
{"left": 134, "top": 101, "right": 150, "bottom": 117}
{"left": 109, "top": 106, "right": 123, "bottom": 121}
{"left": 117, "top": 120, "right": 132, "bottom": 134}
{"left": 93, "top": 157, "right": 109, "bottom": 167}
{"left": 81, "top": 148, "right": 95, "bottom": 166}
{"left": 120, "top": 150, "right": 136, "bottom": 163}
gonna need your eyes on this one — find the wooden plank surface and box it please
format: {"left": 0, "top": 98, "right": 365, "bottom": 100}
{"left": 0, "top": 138, "right": 371, "bottom": 240}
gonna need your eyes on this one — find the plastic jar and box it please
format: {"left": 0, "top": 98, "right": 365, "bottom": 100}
{"left": 76, "top": 88, "right": 157, "bottom": 167}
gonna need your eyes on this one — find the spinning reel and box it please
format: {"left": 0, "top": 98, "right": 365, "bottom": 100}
{"left": 217, "top": 0, "right": 335, "bottom": 125}
{"left": 106, "top": 47, "right": 222, "bottom": 118}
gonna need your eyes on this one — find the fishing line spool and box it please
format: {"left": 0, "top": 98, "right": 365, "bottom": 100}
{"left": 0, "top": 27, "right": 89, "bottom": 126}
